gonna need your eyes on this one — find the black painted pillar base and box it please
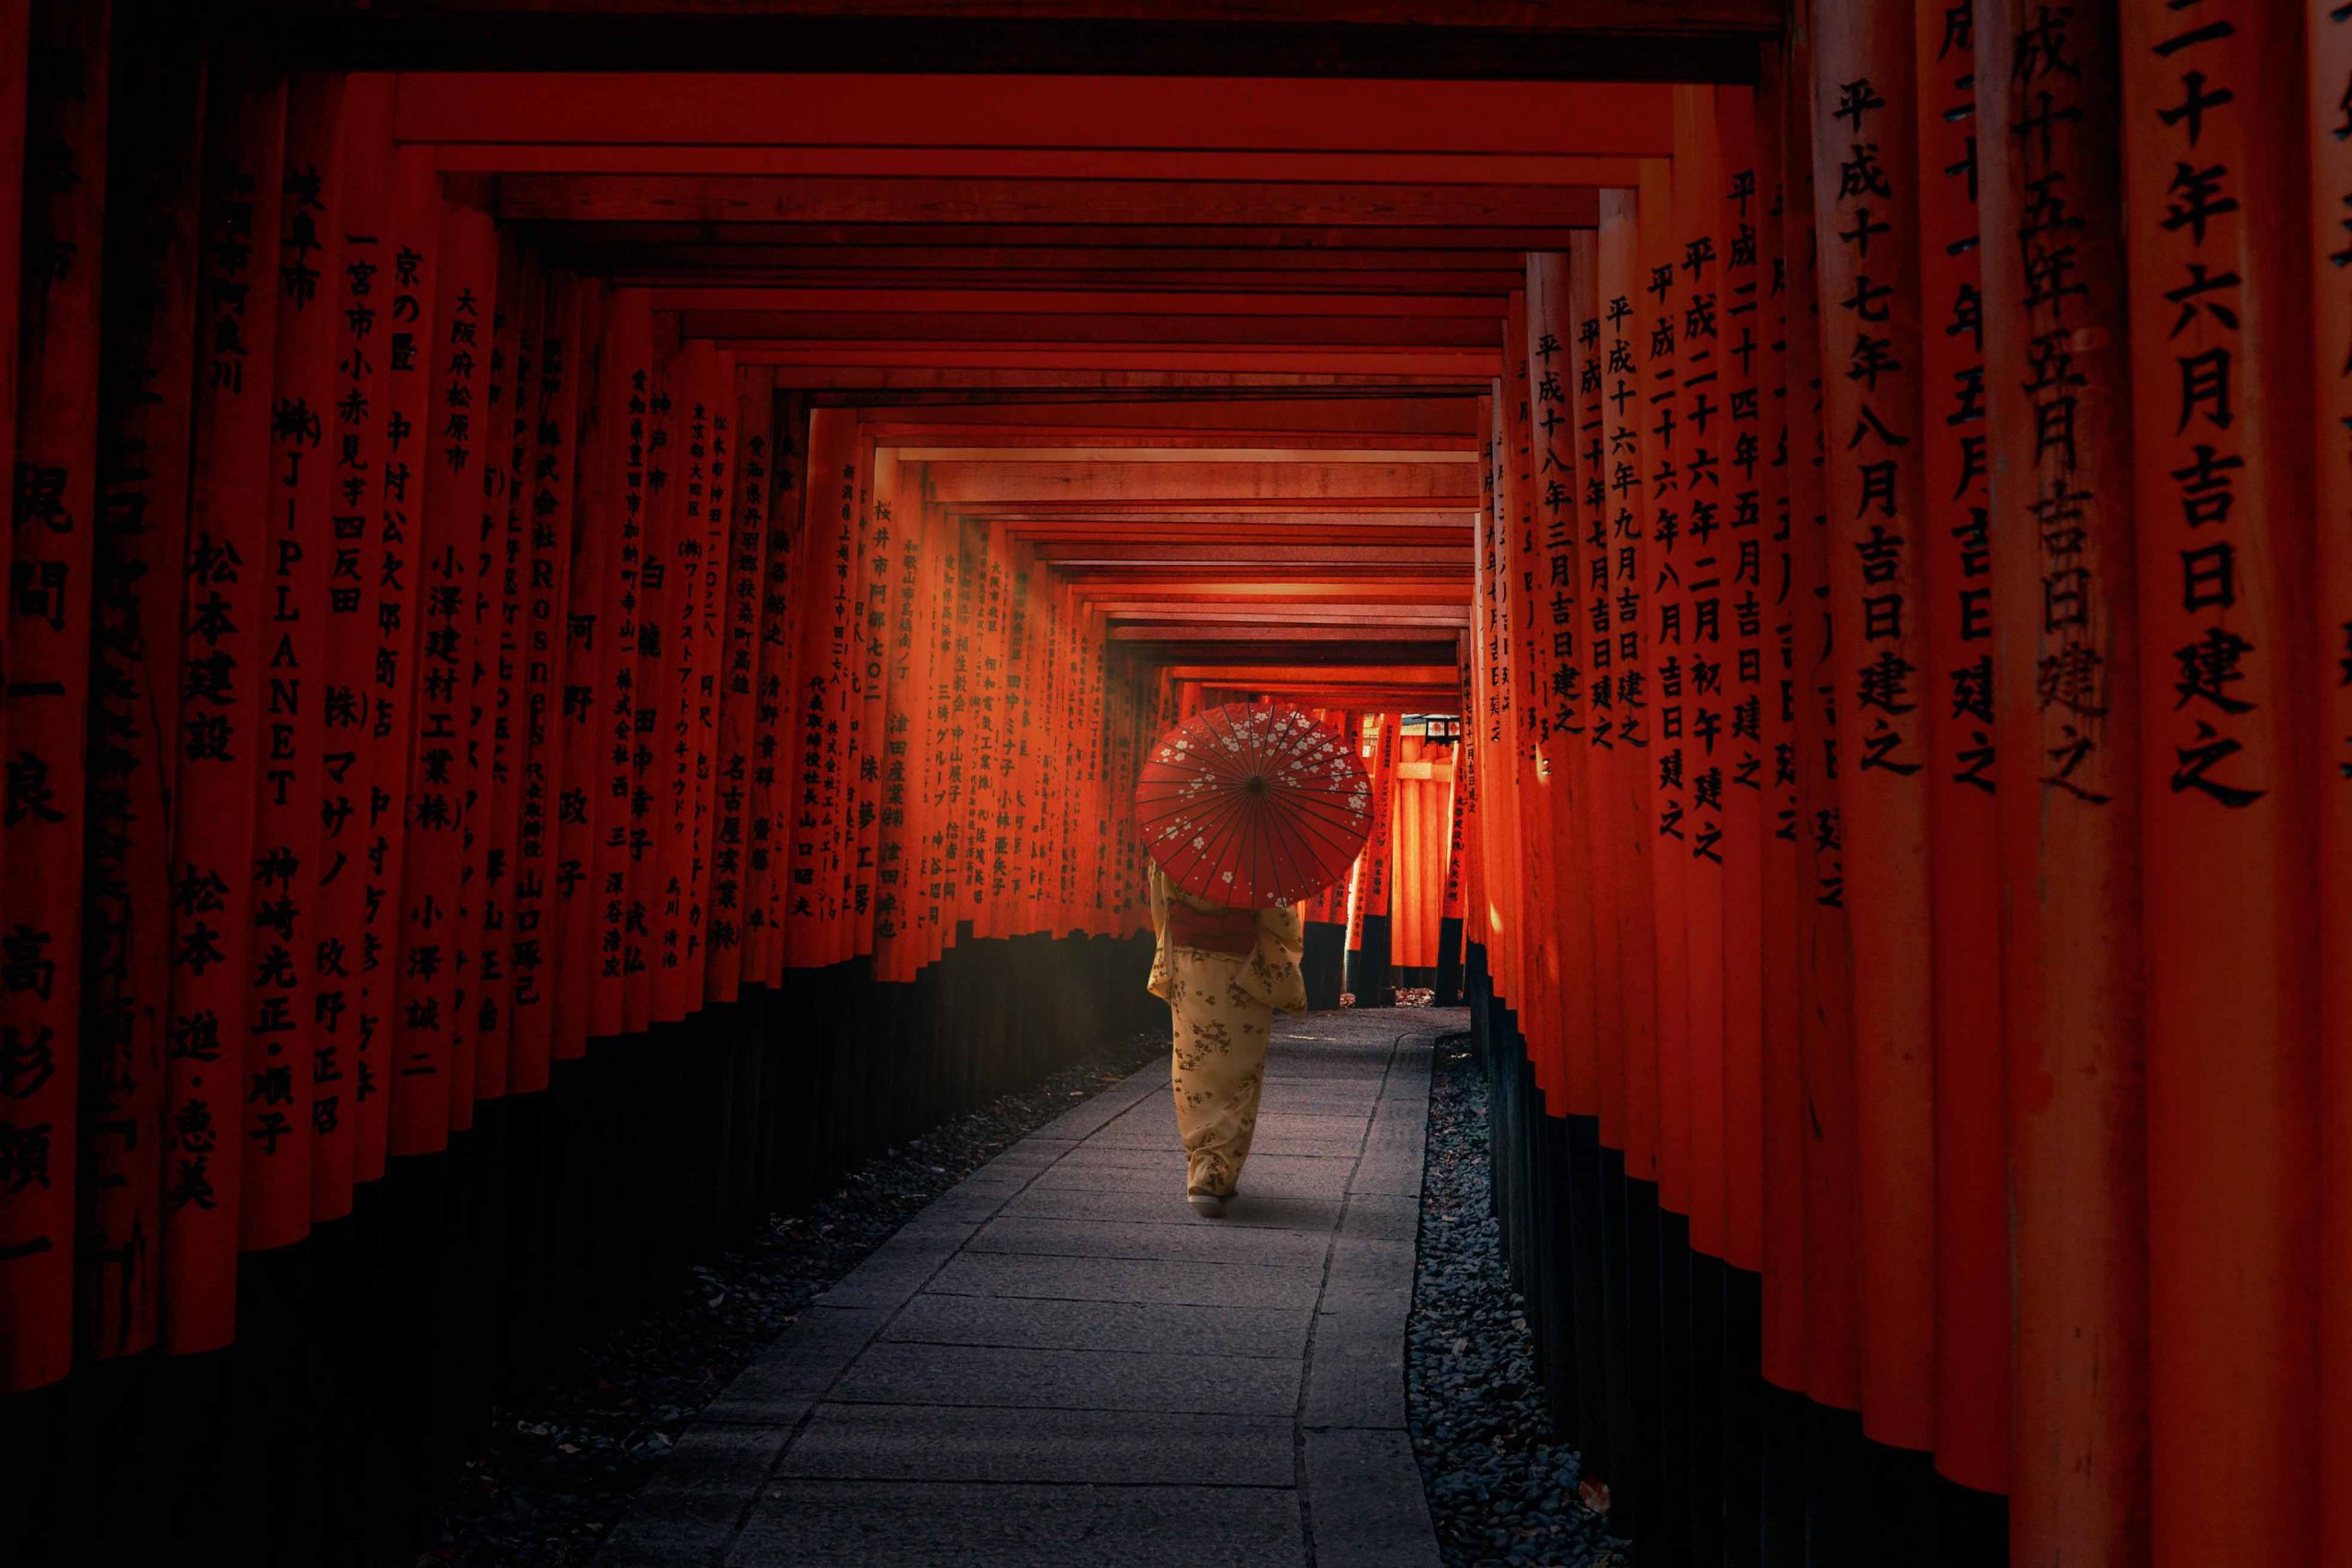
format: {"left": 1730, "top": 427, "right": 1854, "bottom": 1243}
{"left": 1351, "top": 911, "right": 1396, "bottom": 1005}
{"left": 1301, "top": 919, "right": 1347, "bottom": 1010}
{"left": 1462, "top": 966, "right": 2014, "bottom": 1567}
{"left": 0, "top": 929, "right": 1161, "bottom": 1568}
{"left": 1434, "top": 914, "right": 1464, "bottom": 1005}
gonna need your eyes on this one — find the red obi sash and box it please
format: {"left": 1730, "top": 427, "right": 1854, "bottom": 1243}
{"left": 1167, "top": 900, "right": 1260, "bottom": 958}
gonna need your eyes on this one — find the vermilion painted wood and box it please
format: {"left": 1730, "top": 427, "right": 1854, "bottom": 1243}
{"left": 874, "top": 471, "right": 940, "bottom": 982}
{"left": 625, "top": 320, "right": 680, "bottom": 1028}
{"left": 1442, "top": 739, "right": 1465, "bottom": 928}
{"left": 2120, "top": 4, "right": 2321, "bottom": 1560}
{"left": 1779, "top": 11, "right": 1858, "bottom": 1414}
{"left": 0, "top": 0, "right": 106, "bottom": 1390}
{"left": 1346, "top": 716, "right": 1376, "bottom": 954}
{"left": 1464, "top": 421, "right": 1500, "bottom": 992}
{"left": 864, "top": 397, "right": 1487, "bottom": 439}
{"left": 390, "top": 72, "right": 1680, "bottom": 157}
{"left": 689, "top": 352, "right": 734, "bottom": 997}
{"left": 2314, "top": 6, "right": 2352, "bottom": 1548}
{"left": 83, "top": 9, "right": 202, "bottom": 1360}
{"left": 662, "top": 288, "right": 1509, "bottom": 323}
{"left": 511, "top": 272, "right": 582, "bottom": 1085}
{"left": 1811, "top": 0, "right": 1936, "bottom": 1452}
{"left": 442, "top": 143, "right": 1648, "bottom": 192}
{"left": 496, "top": 175, "right": 1606, "bottom": 231}
{"left": 586, "top": 294, "right": 652, "bottom": 1037}
{"left": 844, "top": 443, "right": 895, "bottom": 958}
{"left": 1569, "top": 232, "right": 1625, "bottom": 1145}
{"left": 783, "top": 408, "right": 860, "bottom": 967}
{"left": 1391, "top": 735, "right": 1422, "bottom": 966}
{"left": 546, "top": 218, "right": 1583, "bottom": 254}
{"left": 1514, "top": 285, "right": 1571, "bottom": 1104}
{"left": 1910, "top": 0, "right": 2006, "bottom": 1495}
{"left": 238, "top": 70, "right": 345, "bottom": 1249}
{"left": 684, "top": 310, "right": 1504, "bottom": 351}
{"left": 1638, "top": 156, "right": 1691, "bottom": 1218}
{"left": 960, "top": 514, "right": 1001, "bottom": 941}
{"left": 725, "top": 346, "right": 1498, "bottom": 378}
{"left": 0, "top": 0, "right": 25, "bottom": 981}
{"left": 1711, "top": 83, "right": 1765, "bottom": 1278}
{"left": 1596, "top": 188, "right": 1660, "bottom": 1176}
{"left": 470, "top": 242, "right": 537, "bottom": 1091}
{"left": 416, "top": 197, "right": 498, "bottom": 1135}
{"left": 648, "top": 335, "right": 705, "bottom": 1021}
{"left": 164, "top": 67, "right": 286, "bottom": 1351}
{"left": 1750, "top": 40, "right": 1808, "bottom": 1393}
{"left": 1672, "top": 83, "right": 1729, "bottom": 1259}
{"left": 314, "top": 72, "right": 395, "bottom": 1207}
{"left": 360, "top": 141, "right": 438, "bottom": 1149}
{"left": 1973, "top": 2, "right": 2150, "bottom": 1554}
{"left": 447, "top": 202, "right": 504, "bottom": 1125}
{"left": 1488, "top": 290, "right": 1533, "bottom": 1064}
{"left": 551, "top": 281, "right": 612, "bottom": 1054}
{"left": 707, "top": 364, "right": 769, "bottom": 1001}
{"left": 1529, "top": 250, "right": 1600, "bottom": 1117}
{"left": 756, "top": 389, "right": 808, "bottom": 980}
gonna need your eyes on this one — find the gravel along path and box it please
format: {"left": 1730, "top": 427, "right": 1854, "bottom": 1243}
{"left": 418, "top": 1032, "right": 1164, "bottom": 1567}
{"left": 1408, "top": 1031, "right": 1628, "bottom": 1567}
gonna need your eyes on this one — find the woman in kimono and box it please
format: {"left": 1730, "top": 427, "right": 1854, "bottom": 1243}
{"left": 1147, "top": 862, "right": 1308, "bottom": 1216}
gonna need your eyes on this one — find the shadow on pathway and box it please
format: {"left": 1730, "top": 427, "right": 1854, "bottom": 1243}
{"left": 600, "top": 1008, "right": 1456, "bottom": 1566}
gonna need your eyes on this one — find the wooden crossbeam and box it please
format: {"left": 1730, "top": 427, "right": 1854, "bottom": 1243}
{"left": 394, "top": 72, "right": 1682, "bottom": 153}
{"left": 497, "top": 175, "right": 1605, "bottom": 228}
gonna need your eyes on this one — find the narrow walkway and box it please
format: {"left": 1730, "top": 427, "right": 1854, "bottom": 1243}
{"left": 602, "top": 1009, "right": 1455, "bottom": 1566}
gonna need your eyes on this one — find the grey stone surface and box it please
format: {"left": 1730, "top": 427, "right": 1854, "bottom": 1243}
{"left": 1303, "top": 1303, "right": 1411, "bottom": 1429}
{"left": 776, "top": 1402, "right": 1295, "bottom": 1485}
{"left": 967, "top": 1213, "right": 1333, "bottom": 1269}
{"left": 926, "top": 1249, "right": 1326, "bottom": 1310}
{"left": 700, "top": 1304, "right": 891, "bottom": 1424}
{"left": 995, "top": 1181, "right": 1343, "bottom": 1232}
{"left": 828, "top": 1339, "right": 1303, "bottom": 1416}
{"left": 1304, "top": 1428, "right": 1445, "bottom": 1567}
{"left": 883, "top": 1291, "right": 1312, "bottom": 1358}
{"left": 729, "top": 1481, "right": 1307, "bottom": 1566}
{"left": 601, "top": 1008, "right": 1462, "bottom": 1567}
{"left": 597, "top": 1425, "right": 792, "bottom": 1563}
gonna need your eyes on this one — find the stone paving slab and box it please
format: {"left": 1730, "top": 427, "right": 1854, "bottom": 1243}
{"left": 966, "top": 1213, "right": 1335, "bottom": 1268}
{"left": 604, "top": 1007, "right": 1464, "bottom": 1566}
{"left": 994, "top": 1182, "right": 1344, "bottom": 1231}
{"left": 729, "top": 1481, "right": 1307, "bottom": 1566}
{"left": 828, "top": 1339, "right": 1304, "bottom": 1416}
{"left": 1023, "top": 1153, "right": 1357, "bottom": 1198}
{"left": 882, "top": 1292, "right": 1312, "bottom": 1358}
{"left": 1304, "top": 1428, "right": 1444, "bottom": 1567}
{"left": 775, "top": 1403, "right": 1296, "bottom": 1485}
{"left": 926, "top": 1249, "right": 1327, "bottom": 1310}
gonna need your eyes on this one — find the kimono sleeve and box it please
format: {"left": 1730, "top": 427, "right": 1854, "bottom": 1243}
{"left": 1258, "top": 901, "right": 1308, "bottom": 1014}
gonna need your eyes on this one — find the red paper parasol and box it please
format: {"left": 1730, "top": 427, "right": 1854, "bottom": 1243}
{"left": 1135, "top": 703, "right": 1374, "bottom": 909}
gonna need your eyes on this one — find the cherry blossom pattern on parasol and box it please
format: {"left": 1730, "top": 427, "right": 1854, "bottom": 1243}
{"left": 1134, "top": 703, "right": 1374, "bottom": 911}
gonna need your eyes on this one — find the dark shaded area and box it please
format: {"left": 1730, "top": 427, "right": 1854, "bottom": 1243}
{"left": 1349, "top": 910, "right": 1396, "bottom": 1007}
{"left": 425, "top": 1025, "right": 1164, "bottom": 1564}
{"left": 0, "top": 931, "right": 1159, "bottom": 1568}
{"left": 1463, "top": 941, "right": 2010, "bottom": 1567}
{"left": 1408, "top": 1027, "right": 1623, "bottom": 1565}
{"left": 1303, "top": 919, "right": 1349, "bottom": 1011}
{"left": 236, "top": 11, "right": 1765, "bottom": 84}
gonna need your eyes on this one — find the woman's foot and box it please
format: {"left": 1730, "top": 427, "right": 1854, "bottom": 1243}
{"left": 1187, "top": 1190, "right": 1229, "bottom": 1218}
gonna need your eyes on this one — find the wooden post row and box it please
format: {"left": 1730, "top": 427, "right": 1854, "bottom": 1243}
{"left": 0, "top": 48, "right": 1174, "bottom": 1391}
{"left": 1448, "top": 6, "right": 2346, "bottom": 1564}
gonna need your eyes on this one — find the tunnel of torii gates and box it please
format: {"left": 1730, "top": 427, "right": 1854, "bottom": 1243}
{"left": 0, "top": 0, "right": 2346, "bottom": 1564}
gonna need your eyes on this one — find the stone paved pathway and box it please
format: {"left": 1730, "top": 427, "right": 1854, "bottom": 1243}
{"left": 602, "top": 1008, "right": 1456, "bottom": 1567}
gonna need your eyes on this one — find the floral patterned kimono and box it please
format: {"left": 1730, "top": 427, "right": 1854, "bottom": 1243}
{"left": 1147, "top": 863, "right": 1308, "bottom": 1199}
